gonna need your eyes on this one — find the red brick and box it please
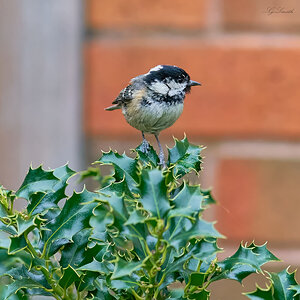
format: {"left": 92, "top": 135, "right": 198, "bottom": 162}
{"left": 86, "top": 0, "right": 207, "bottom": 30}
{"left": 215, "top": 159, "right": 300, "bottom": 243}
{"left": 223, "top": 0, "right": 300, "bottom": 31}
{"left": 84, "top": 38, "right": 300, "bottom": 139}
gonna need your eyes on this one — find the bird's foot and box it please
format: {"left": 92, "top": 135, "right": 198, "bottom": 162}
{"left": 158, "top": 152, "right": 167, "bottom": 169}
{"left": 140, "top": 139, "right": 150, "bottom": 154}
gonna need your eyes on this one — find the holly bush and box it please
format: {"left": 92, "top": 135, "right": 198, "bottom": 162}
{"left": 0, "top": 137, "right": 299, "bottom": 299}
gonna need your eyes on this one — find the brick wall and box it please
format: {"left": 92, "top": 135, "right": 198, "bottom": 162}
{"left": 84, "top": 1, "right": 300, "bottom": 296}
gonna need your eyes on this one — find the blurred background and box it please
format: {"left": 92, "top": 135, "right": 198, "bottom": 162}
{"left": 1, "top": 0, "right": 300, "bottom": 298}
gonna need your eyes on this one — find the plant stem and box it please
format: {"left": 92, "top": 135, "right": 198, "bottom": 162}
{"left": 154, "top": 273, "right": 167, "bottom": 298}
{"left": 146, "top": 228, "right": 168, "bottom": 299}
{"left": 196, "top": 260, "right": 202, "bottom": 272}
{"left": 24, "top": 232, "right": 40, "bottom": 258}
{"left": 39, "top": 266, "right": 64, "bottom": 298}
{"left": 130, "top": 288, "right": 144, "bottom": 300}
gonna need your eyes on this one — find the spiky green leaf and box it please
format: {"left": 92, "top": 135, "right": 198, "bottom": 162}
{"left": 124, "top": 210, "right": 146, "bottom": 225}
{"left": 0, "top": 223, "right": 17, "bottom": 236}
{"left": 27, "top": 164, "right": 75, "bottom": 216}
{"left": 169, "top": 288, "right": 185, "bottom": 299}
{"left": 270, "top": 269, "right": 298, "bottom": 300}
{"left": 78, "top": 258, "right": 111, "bottom": 275}
{"left": 111, "top": 258, "right": 143, "bottom": 280}
{"left": 99, "top": 179, "right": 134, "bottom": 198}
{"left": 139, "top": 169, "right": 170, "bottom": 218}
{"left": 168, "top": 218, "right": 223, "bottom": 252}
{"left": 60, "top": 228, "right": 92, "bottom": 268}
{"left": 59, "top": 265, "right": 80, "bottom": 289}
{"left": 42, "top": 189, "right": 98, "bottom": 257}
{"left": 201, "top": 188, "right": 216, "bottom": 206}
{"left": 189, "top": 289, "right": 210, "bottom": 300}
{"left": 290, "top": 285, "right": 300, "bottom": 296}
{"left": 97, "top": 151, "right": 139, "bottom": 193}
{"left": 135, "top": 143, "right": 159, "bottom": 167}
{"left": 15, "top": 215, "right": 36, "bottom": 236}
{"left": 168, "top": 183, "right": 204, "bottom": 220}
{"left": 168, "top": 137, "right": 203, "bottom": 178}
{"left": 89, "top": 205, "right": 114, "bottom": 241}
{"left": 190, "top": 239, "right": 222, "bottom": 262}
{"left": 190, "top": 272, "right": 206, "bottom": 286}
{"left": 8, "top": 235, "right": 27, "bottom": 254}
{"left": 213, "top": 243, "right": 279, "bottom": 283}
{"left": 16, "top": 166, "right": 59, "bottom": 200}
{"left": 245, "top": 285, "right": 274, "bottom": 300}
{"left": 1, "top": 266, "right": 50, "bottom": 300}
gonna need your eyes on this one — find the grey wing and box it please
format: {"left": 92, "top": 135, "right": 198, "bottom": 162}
{"left": 105, "top": 79, "right": 146, "bottom": 111}
{"left": 105, "top": 84, "right": 135, "bottom": 111}
{"left": 112, "top": 84, "right": 134, "bottom": 105}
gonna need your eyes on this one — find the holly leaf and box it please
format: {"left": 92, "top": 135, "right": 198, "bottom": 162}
{"left": 168, "top": 218, "right": 223, "bottom": 252}
{"left": 15, "top": 215, "right": 36, "bottom": 236}
{"left": 200, "top": 189, "right": 216, "bottom": 207}
{"left": 93, "top": 277, "right": 117, "bottom": 299}
{"left": 42, "top": 189, "right": 98, "bottom": 257}
{"left": 16, "top": 166, "right": 60, "bottom": 200}
{"left": 77, "top": 258, "right": 111, "bottom": 275}
{"left": 8, "top": 235, "right": 27, "bottom": 254}
{"left": 0, "top": 203, "right": 8, "bottom": 219}
{"left": 89, "top": 205, "right": 114, "bottom": 241}
{"left": 27, "top": 164, "right": 75, "bottom": 216}
{"left": 0, "top": 279, "right": 45, "bottom": 300}
{"left": 108, "top": 276, "right": 139, "bottom": 290}
{"left": 0, "top": 223, "right": 17, "bottom": 236}
{"left": 190, "top": 272, "right": 206, "bottom": 286}
{"left": 290, "top": 285, "right": 300, "bottom": 297}
{"left": 99, "top": 178, "right": 134, "bottom": 198}
{"left": 169, "top": 288, "right": 185, "bottom": 300}
{"left": 60, "top": 228, "right": 92, "bottom": 268}
{"left": 167, "top": 137, "right": 203, "bottom": 178}
{"left": 135, "top": 143, "right": 159, "bottom": 167}
{"left": 97, "top": 151, "right": 139, "bottom": 193}
{"left": 248, "top": 242, "right": 279, "bottom": 266}
{"left": 1, "top": 266, "right": 50, "bottom": 299}
{"left": 270, "top": 268, "right": 298, "bottom": 300}
{"left": 139, "top": 169, "right": 170, "bottom": 218}
{"left": 245, "top": 285, "right": 274, "bottom": 300}
{"left": 245, "top": 269, "right": 298, "bottom": 300}
{"left": 111, "top": 258, "right": 143, "bottom": 280}
{"left": 190, "top": 239, "right": 222, "bottom": 263}
{"left": 95, "top": 192, "right": 130, "bottom": 234}
{"left": 59, "top": 265, "right": 80, "bottom": 289}
{"left": 213, "top": 243, "right": 280, "bottom": 283}
{"left": 124, "top": 210, "right": 146, "bottom": 225}
{"left": 189, "top": 289, "right": 210, "bottom": 300}
{"left": 163, "top": 238, "right": 220, "bottom": 279}
{"left": 168, "top": 183, "right": 204, "bottom": 220}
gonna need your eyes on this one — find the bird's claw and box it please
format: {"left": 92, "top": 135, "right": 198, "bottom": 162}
{"left": 140, "top": 139, "right": 150, "bottom": 154}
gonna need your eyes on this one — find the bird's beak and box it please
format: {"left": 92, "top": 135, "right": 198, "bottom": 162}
{"left": 189, "top": 80, "right": 201, "bottom": 86}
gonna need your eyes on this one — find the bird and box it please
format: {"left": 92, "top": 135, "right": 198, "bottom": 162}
{"left": 105, "top": 65, "right": 201, "bottom": 167}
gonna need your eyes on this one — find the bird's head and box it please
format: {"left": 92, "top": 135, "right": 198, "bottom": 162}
{"left": 136, "top": 65, "right": 201, "bottom": 96}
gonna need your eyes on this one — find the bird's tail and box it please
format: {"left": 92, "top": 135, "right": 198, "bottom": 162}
{"left": 105, "top": 104, "right": 121, "bottom": 111}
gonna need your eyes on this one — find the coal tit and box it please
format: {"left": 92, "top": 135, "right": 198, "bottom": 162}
{"left": 105, "top": 65, "right": 201, "bottom": 167}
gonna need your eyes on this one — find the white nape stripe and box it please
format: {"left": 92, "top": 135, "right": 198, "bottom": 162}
{"left": 149, "top": 65, "right": 163, "bottom": 72}
{"left": 145, "top": 65, "right": 163, "bottom": 75}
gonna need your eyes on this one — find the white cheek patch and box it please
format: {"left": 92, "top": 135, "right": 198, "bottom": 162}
{"left": 149, "top": 81, "right": 169, "bottom": 94}
{"left": 167, "top": 81, "right": 187, "bottom": 96}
